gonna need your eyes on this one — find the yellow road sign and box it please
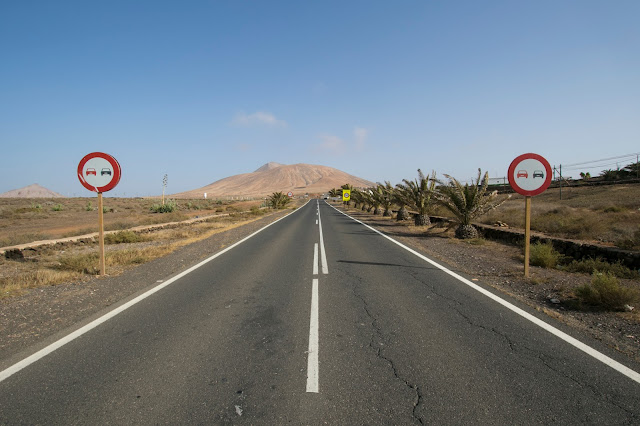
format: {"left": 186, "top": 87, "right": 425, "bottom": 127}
{"left": 342, "top": 190, "right": 351, "bottom": 202}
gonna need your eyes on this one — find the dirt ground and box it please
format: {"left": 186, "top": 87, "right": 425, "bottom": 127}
{"left": 0, "top": 197, "right": 263, "bottom": 247}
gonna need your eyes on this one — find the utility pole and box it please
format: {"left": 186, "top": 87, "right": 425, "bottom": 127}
{"left": 559, "top": 164, "right": 562, "bottom": 200}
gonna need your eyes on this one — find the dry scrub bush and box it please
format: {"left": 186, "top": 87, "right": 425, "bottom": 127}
{"left": 104, "top": 230, "right": 147, "bottom": 244}
{"left": 563, "top": 258, "right": 639, "bottom": 279}
{"left": 575, "top": 272, "right": 639, "bottom": 311}
{"left": 529, "top": 242, "right": 561, "bottom": 268}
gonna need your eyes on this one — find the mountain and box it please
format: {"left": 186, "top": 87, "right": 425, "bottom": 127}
{"left": 254, "top": 162, "right": 284, "bottom": 172}
{"left": 172, "top": 163, "right": 375, "bottom": 198}
{"left": 0, "top": 184, "right": 65, "bottom": 198}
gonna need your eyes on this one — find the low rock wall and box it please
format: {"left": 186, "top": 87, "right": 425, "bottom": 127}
{"left": 428, "top": 216, "right": 640, "bottom": 270}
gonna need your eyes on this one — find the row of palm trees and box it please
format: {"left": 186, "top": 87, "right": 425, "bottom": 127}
{"left": 330, "top": 169, "right": 509, "bottom": 239}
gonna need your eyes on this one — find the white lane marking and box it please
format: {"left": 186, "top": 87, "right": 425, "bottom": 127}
{"left": 326, "top": 202, "right": 640, "bottom": 385}
{"left": 316, "top": 220, "right": 318, "bottom": 225}
{"left": 0, "top": 202, "right": 311, "bottom": 383}
{"left": 313, "top": 243, "right": 319, "bottom": 275}
{"left": 306, "top": 278, "right": 319, "bottom": 393}
{"left": 318, "top": 204, "right": 328, "bottom": 274}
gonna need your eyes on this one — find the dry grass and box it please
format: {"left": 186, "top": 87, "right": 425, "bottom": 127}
{"left": 0, "top": 197, "right": 263, "bottom": 248}
{"left": 0, "top": 270, "right": 79, "bottom": 299}
{"left": 0, "top": 208, "right": 278, "bottom": 299}
{"left": 479, "top": 184, "right": 640, "bottom": 245}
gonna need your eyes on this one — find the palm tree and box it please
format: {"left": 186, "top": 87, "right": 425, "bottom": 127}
{"left": 392, "top": 184, "right": 410, "bottom": 221}
{"left": 328, "top": 188, "right": 340, "bottom": 198}
{"left": 436, "top": 169, "right": 510, "bottom": 239}
{"left": 351, "top": 188, "right": 364, "bottom": 209}
{"left": 378, "top": 182, "right": 394, "bottom": 217}
{"left": 370, "top": 186, "right": 385, "bottom": 215}
{"left": 396, "top": 169, "right": 437, "bottom": 226}
{"left": 267, "top": 192, "right": 292, "bottom": 209}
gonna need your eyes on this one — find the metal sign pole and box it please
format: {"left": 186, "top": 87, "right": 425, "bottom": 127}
{"left": 98, "top": 192, "right": 106, "bottom": 275}
{"left": 524, "top": 196, "right": 531, "bottom": 277}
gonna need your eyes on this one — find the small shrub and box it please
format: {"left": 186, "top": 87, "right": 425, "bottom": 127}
{"left": 85, "top": 201, "right": 93, "bottom": 211}
{"left": 104, "top": 231, "right": 146, "bottom": 244}
{"left": 575, "top": 272, "right": 639, "bottom": 311}
{"left": 150, "top": 201, "right": 177, "bottom": 213}
{"left": 603, "top": 206, "right": 627, "bottom": 213}
{"left": 57, "top": 253, "right": 100, "bottom": 274}
{"left": 250, "top": 206, "right": 264, "bottom": 216}
{"left": 529, "top": 242, "right": 561, "bottom": 268}
{"left": 563, "top": 258, "right": 639, "bottom": 279}
{"left": 52, "top": 204, "right": 63, "bottom": 211}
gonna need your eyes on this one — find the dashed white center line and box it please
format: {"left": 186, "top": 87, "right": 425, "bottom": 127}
{"left": 306, "top": 278, "right": 319, "bottom": 393}
{"left": 313, "top": 243, "right": 318, "bottom": 275}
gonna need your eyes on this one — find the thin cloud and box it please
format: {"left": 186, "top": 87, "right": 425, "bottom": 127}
{"left": 354, "top": 127, "right": 368, "bottom": 151}
{"left": 231, "top": 111, "right": 287, "bottom": 128}
{"left": 234, "top": 143, "right": 252, "bottom": 152}
{"left": 316, "top": 134, "right": 346, "bottom": 154}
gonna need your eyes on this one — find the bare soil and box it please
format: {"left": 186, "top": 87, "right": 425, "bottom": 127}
{"left": 0, "top": 197, "right": 262, "bottom": 247}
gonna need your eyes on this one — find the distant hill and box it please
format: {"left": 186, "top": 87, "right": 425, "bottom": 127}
{"left": 0, "top": 184, "right": 65, "bottom": 198}
{"left": 172, "top": 163, "right": 375, "bottom": 198}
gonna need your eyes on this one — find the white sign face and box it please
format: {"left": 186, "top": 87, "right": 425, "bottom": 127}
{"left": 511, "top": 158, "right": 547, "bottom": 191}
{"left": 81, "top": 157, "right": 117, "bottom": 189}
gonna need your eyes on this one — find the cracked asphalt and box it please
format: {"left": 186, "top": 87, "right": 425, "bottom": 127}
{"left": 1, "top": 200, "right": 639, "bottom": 424}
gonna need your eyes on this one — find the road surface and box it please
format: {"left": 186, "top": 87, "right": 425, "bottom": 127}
{"left": 1, "top": 200, "right": 639, "bottom": 424}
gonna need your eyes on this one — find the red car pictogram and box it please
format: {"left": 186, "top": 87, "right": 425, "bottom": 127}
{"left": 86, "top": 168, "right": 97, "bottom": 176}
{"left": 517, "top": 170, "right": 528, "bottom": 178}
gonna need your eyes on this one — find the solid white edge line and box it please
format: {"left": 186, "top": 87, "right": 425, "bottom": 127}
{"left": 325, "top": 202, "right": 640, "bottom": 385}
{"left": 0, "top": 201, "right": 311, "bottom": 383}
{"left": 318, "top": 204, "right": 329, "bottom": 274}
{"left": 306, "top": 278, "right": 319, "bottom": 393}
{"left": 313, "top": 243, "right": 319, "bottom": 275}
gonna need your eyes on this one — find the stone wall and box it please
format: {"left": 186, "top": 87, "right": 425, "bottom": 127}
{"left": 429, "top": 216, "right": 640, "bottom": 270}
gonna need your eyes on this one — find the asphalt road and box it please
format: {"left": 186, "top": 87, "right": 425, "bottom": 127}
{"left": 1, "top": 200, "right": 639, "bottom": 424}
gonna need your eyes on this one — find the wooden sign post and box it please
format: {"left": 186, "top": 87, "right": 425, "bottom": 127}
{"left": 508, "top": 153, "right": 552, "bottom": 277}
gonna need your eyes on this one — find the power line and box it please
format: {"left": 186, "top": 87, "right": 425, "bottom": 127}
{"left": 562, "top": 152, "right": 639, "bottom": 168}
{"left": 563, "top": 160, "right": 635, "bottom": 172}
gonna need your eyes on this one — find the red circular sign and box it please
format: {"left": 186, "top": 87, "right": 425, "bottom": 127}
{"left": 77, "top": 152, "right": 121, "bottom": 193}
{"left": 508, "top": 153, "right": 552, "bottom": 196}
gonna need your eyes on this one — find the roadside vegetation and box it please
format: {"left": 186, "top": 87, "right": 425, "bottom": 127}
{"left": 0, "top": 206, "right": 281, "bottom": 299}
{"left": 328, "top": 161, "right": 640, "bottom": 247}
{"left": 329, "top": 161, "right": 640, "bottom": 312}
{"left": 0, "top": 197, "right": 266, "bottom": 248}
{"left": 267, "top": 192, "right": 292, "bottom": 209}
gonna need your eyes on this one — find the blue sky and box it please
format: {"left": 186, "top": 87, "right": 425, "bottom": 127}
{"left": 1, "top": 0, "right": 639, "bottom": 197}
